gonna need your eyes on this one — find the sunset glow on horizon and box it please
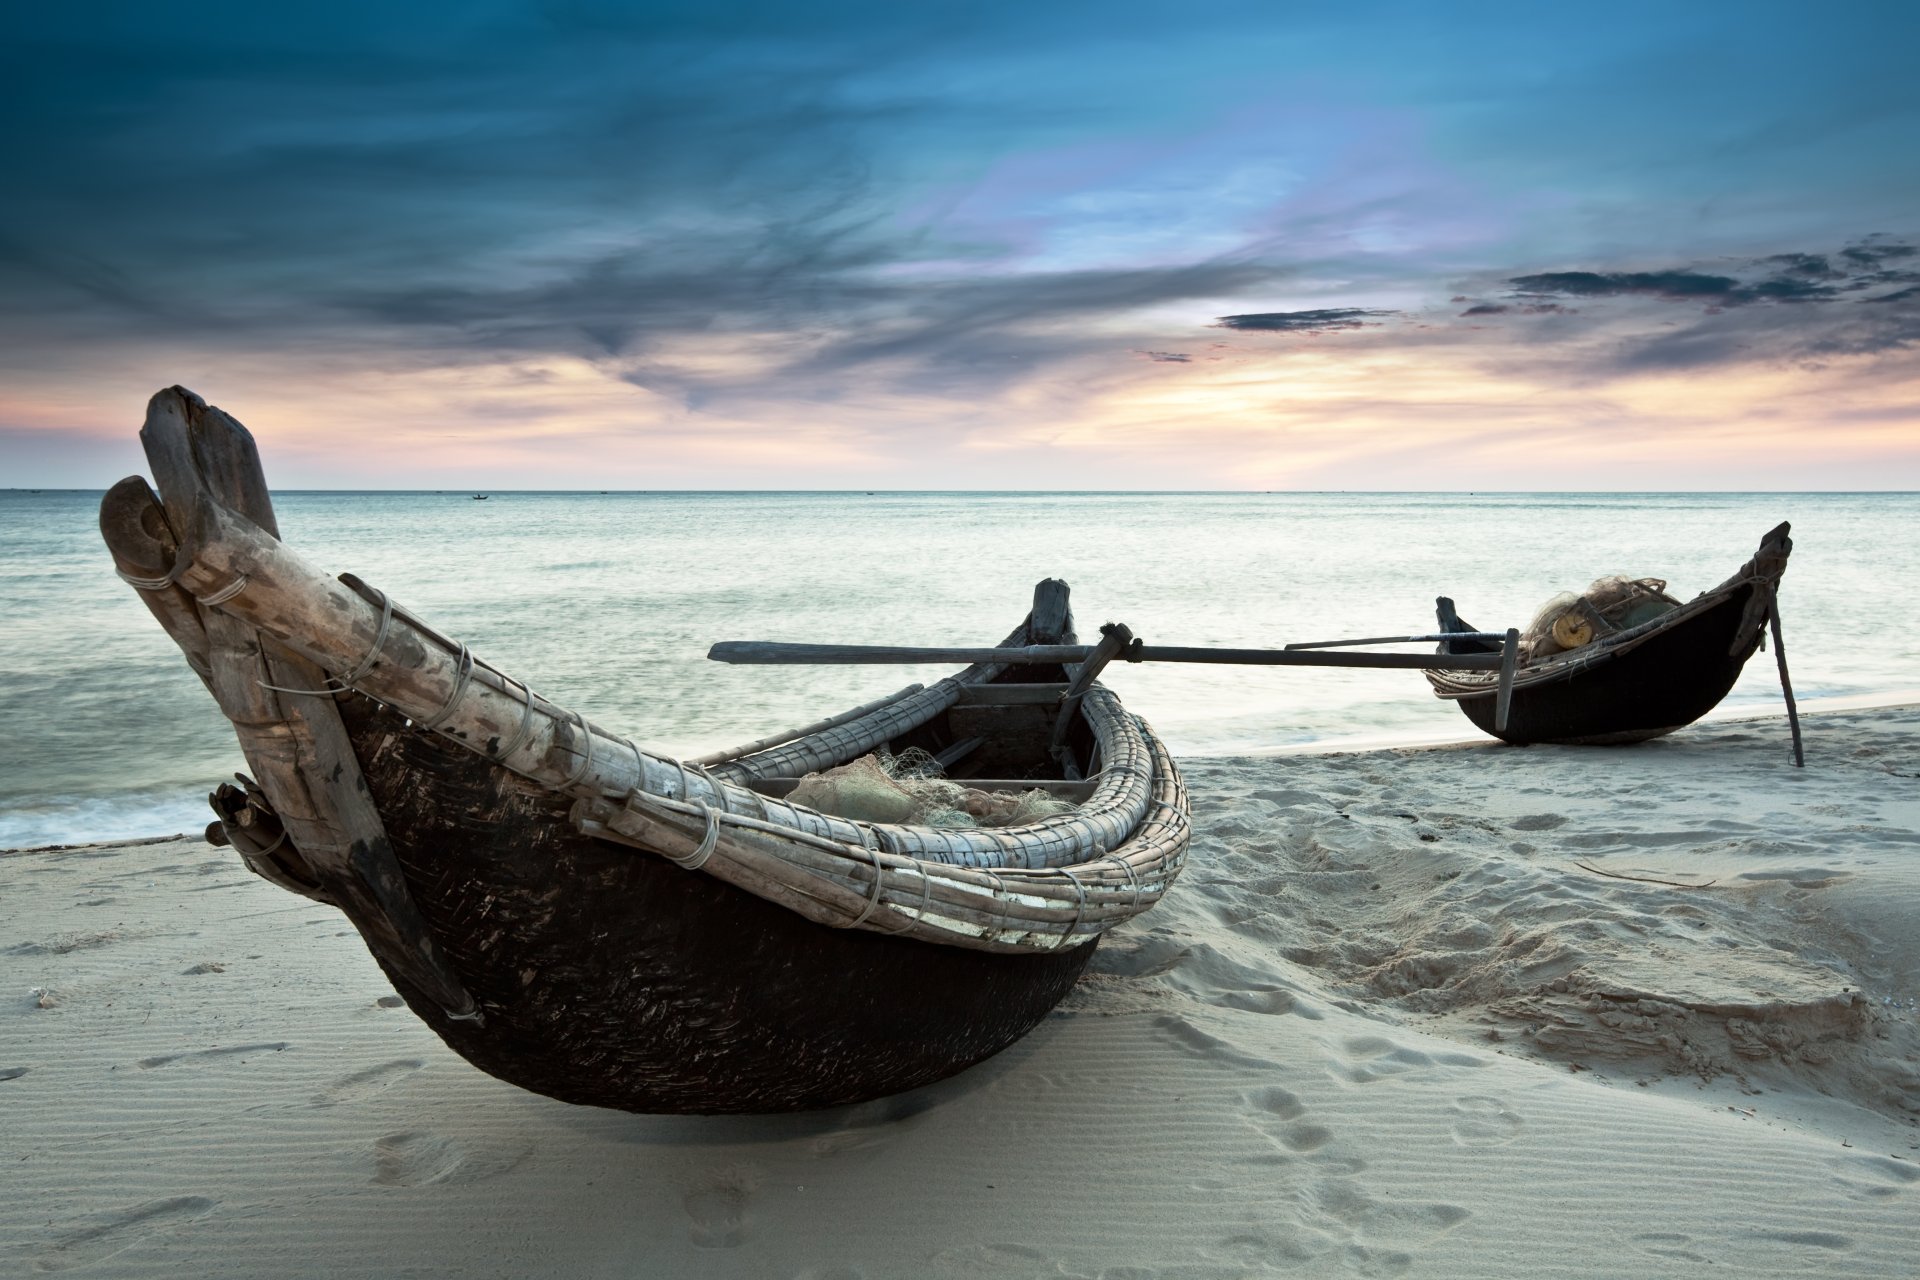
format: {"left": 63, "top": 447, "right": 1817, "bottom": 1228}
{"left": 4, "top": 2, "right": 1916, "bottom": 490}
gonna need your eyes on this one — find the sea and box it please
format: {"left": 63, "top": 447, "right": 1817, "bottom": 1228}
{"left": 3, "top": 490, "right": 1915, "bottom": 849}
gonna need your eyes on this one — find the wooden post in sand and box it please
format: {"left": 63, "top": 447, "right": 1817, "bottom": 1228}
{"left": 1494, "top": 628, "right": 1521, "bottom": 734}
{"left": 1769, "top": 607, "right": 1805, "bottom": 768}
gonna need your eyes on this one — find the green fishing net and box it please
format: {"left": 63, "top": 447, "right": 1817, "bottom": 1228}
{"left": 787, "top": 747, "right": 1078, "bottom": 828}
{"left": 1520, "top": 575, "right": 1682, "bottom": 660}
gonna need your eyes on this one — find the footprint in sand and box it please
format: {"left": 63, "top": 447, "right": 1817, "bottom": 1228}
{"left": 1313, "top": 1181, "right": 1472, "bottom": 1242}
{"left": 1154, "top": 1014, "right": 1282, "bottom": 1071}
{"left": 34, "top": 1196, "right": 216, "bottom": 1273}
{"left": 373, "top": 1132, "right": 468, "bottom": 1186}
{"left": 1448, "top": 1096, "right": 1523, "bottom": 1146}
{"left": 1240, "top": 1086, "right": 1334, "bottom": 1156}
{"left": 370, "top": 1131, "right": 530, "bottom": 1187}
{"left": 1830, "top": 1154, "right": 1920, "bottom": 1201}
{"left": 1752, "top": 1230, "right": 1854, "bottom": 1251}
{"left": 683, "top": 1166, "right": 760, "bottom": 1249}
{"left": 1631, "top": 1232, "right": 1707, "bottom": 1263}
{"left": 136, "top": 1042, "right": 287, "bottom": 1069}
{"left": 928, "top": 1242, "right": 1055, "bottom": 1272}
{"left": 313, "top": 1058, "right": 424, "bottom": 1107}
{"left": 1335, "top": 1036, "right": 1488, "bottom": 1085}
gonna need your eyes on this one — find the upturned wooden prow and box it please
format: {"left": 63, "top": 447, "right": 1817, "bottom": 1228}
{"left": 100, "top": 387, "right": 479, "bottom": 1021}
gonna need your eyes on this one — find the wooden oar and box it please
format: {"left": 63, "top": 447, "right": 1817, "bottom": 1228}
{"left": 711, "top": 628, "right": 1526, "bottom": 733}
{"left": 1286, "top": 631, "right": 1506, "bottom": 649}
{"left": 708, "top": 639, "right": 1507, "bottom": 672}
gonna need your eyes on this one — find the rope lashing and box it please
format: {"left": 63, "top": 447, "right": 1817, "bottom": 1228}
{"left": 255, "top": 586, "right": 396, "bottom": 698}
{"left": 664, "top": 803, "right": 721, "bottom": 871}
{"left": 195, "top": 574, "right": 250, "bottom": 608}
{"left": 841, "top": 845, "right": 889, "bottom": 929}
{"left": 418, "top": 644, "right": 474, "bottom": 732}
{"left": 1059, "top": 867, "right": 1088, "bottom": 943}
{"left": 492, "top": 677, "right": 540, "bottom": 765}
{"left": 881, "top": 858, "right": 936, "bottom": 935}
{"left": 336, "top": 587, "right": 393, "bottom": 687}
{"left": 115, "top": 566, "right": 179, "bottom": 591}
{"left": 560, "top": 709, "right": 596, "bottom": 790}
{"left": 233, "top": 823, "right": 289, "bottom": 858}
{"left": 1099, "top": 851, "right": 1142, "bottom": 910}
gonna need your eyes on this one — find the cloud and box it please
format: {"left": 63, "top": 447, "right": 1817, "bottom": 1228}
{"left": 1214, "top": 308, "right": 1397, "bottom": 333}
{"left": 1458, "top": 301, "right": 1571, "bottom": 317}
{"left": 1505, "top": 269, "right": 1846, "bottom": 306}
{"left": 1454, "top": 242, "right": 1920, "bottom": 372}
{"left": 1508, "top": 269, "right": 1740, "bottom": 301}
{"left": 1840, "top": 239, "right": 1919, "bottom": 268}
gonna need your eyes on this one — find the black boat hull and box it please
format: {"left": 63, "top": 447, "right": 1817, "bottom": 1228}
{"left": 1432, "top": 523, "right": 1790, "bottom": 746}
{"left": 343, "top": 697, "right": 1096, "bottom": 1114}
{"left": 1452, "top": 581, "right": 1764, "bottom": 745}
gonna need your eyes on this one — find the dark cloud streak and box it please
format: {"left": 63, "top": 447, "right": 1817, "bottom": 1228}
{"left": 1215, "top": 308, "right": 1396, "bottom": 333}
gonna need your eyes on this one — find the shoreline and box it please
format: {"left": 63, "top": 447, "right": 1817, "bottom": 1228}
{"left": 7, "top": 694, "right": 1916, "bottom": 855}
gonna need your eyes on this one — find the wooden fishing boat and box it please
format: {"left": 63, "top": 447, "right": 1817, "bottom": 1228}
{"left": 1424, "top": 523, "right": 1794, "bottom": 745}
{"left": 100, "top": 387, "right": 1191, "bottom": 1114}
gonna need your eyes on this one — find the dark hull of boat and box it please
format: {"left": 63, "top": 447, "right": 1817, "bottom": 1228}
{"left": 341, "top": 696, "right": 1095, "bottom": 1114}
{"left": 1454, "top": 581, "right": 1764, "bottom": 746}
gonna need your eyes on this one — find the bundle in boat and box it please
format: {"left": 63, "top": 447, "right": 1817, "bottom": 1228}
{"left": 100, "top": 386, "right": 1192, "bottom": 1115}
{"left": 1426, "top": 524, "right": 1794, "bottom": 746}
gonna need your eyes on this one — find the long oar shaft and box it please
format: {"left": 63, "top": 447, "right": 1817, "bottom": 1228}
{"left": 707, "top": 640, "right": 1505, "bottom": 672}
{"left": 1286, "top": 631, "right": 1506, "bottom": 650}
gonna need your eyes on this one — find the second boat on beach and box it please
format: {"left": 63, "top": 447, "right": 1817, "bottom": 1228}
{"left": 1424, "top": 522, "right": 1795, "bottom": 745}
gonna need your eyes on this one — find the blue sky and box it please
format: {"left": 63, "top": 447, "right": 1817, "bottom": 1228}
{"left": 3, "top": 1, "right": 1916, "bottom": 487}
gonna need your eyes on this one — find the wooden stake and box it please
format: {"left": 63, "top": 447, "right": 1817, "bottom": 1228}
{"left": 1494, "top": 628, "right": 1521, "bottom": 734}
{"left": 1052, "top": 622, "right": 1133, "bottom": 769}
{"left": 1769, "top": 600, "right": 1804, "bottom": 768}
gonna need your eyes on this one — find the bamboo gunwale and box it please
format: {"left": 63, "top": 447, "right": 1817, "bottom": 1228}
{"left": 573, "top": 713, "right": 1189, "bottom": 953}
{"left": 687, "top": 683, "right": 926, "bottom": 766}
{"left": 150, "top": 496, "right": 1157, "bottom": 873}
{"left": 115, "top": 391, "right": 1185, "bottom": 952}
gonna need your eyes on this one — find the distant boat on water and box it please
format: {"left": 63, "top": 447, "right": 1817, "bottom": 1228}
{"left": 472, "top": 494, "right": 489, "bottom": 500}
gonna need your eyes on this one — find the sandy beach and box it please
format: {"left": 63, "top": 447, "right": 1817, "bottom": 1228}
{"left": 4, "top": 706, "right": 1916, "bottom": 1278}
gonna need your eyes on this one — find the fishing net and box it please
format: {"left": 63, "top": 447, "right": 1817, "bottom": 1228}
{"left": 1521, "top": 576, "right": 1682, "bottom": 660}
{"left": 788, "top": 747, "right": 1078, "bottom": 829}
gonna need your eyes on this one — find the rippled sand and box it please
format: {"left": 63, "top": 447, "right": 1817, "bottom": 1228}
{"left": 3, "top": 708, "right": 1916, "bottom": 1277}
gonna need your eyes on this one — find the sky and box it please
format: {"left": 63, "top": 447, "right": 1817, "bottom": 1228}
{"left": 3, "top": 1, "right": 1917, "bottom": 489}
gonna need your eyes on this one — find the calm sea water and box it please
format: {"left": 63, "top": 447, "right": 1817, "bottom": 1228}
{"left": 3, "top": 490, "right": 1914, "bottom": 847}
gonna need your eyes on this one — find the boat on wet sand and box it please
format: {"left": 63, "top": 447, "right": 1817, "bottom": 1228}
{"left": 1425, "top": 523, "right": 1795, "bottom": 747}
{"left": 100, "top": 387, "right": 1192, "bottom": 1114}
